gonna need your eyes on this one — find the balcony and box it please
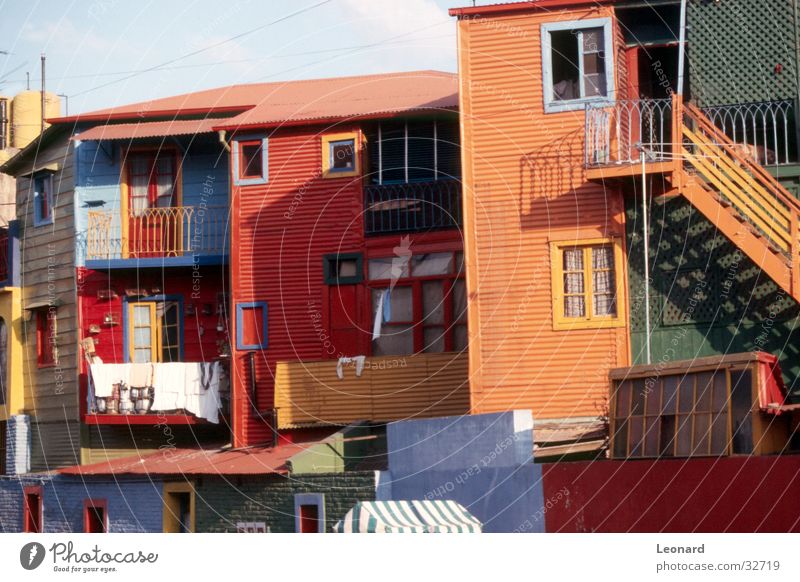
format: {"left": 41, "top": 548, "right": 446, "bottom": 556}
{"left": 274, "top": 352, "right": 469, "bottom": 429}
{"left": 364, "top": 179, "right": 462, "bottom": 235}
{"left": 584, "top": 97, "right": 797, "bottom": 180}
{"left": 86, "top": 360, "right": 230, "bottom": 425}
{"left": 86, "top": 206, "right": 228, "bottom": 268}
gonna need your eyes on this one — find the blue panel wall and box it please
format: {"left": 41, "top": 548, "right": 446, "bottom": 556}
{"left": 74, "top": 138, "right": 229, "bottom": 266}
{"left": 0, "top": 475, "right": 164, "bottom": 533}
{"left": 384, "top": 411, "right": 544, "bottom": 533}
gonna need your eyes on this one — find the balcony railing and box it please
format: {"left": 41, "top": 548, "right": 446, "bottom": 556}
{"left": 86, "top": 205, "right": 228, "bottom": 261}
{"left": 364, "top": 179, "right": 462, "bottom": 235}
{"left": 585, "top": 98, "right": 796, "bottom": 168}
{"left": 274, "top": 352, "right": 469, "bottom": 429}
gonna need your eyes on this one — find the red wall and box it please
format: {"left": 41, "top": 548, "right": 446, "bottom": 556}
{"left": 77, "top": 265, "right": 229, "bottom": 408}
{"left": 229, "top": 124, "right": 462, "bottom": 447}
{"left": 543, "top": 456, "right": 800, "bottom": 532}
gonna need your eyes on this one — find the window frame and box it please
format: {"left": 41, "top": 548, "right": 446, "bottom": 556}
{"left": 23, "top": 485, "right": 43, "bottom": 533}
{"left": 294, "top": 493, "right": 325, "bottom": 533}
{"left": 232, "top": 135, "right": 268, "bottom": 186}
{"left": 550, "top": 237, "right": 626, "bottom": 330}
{"left": 33, "top": 172, "right": 54, "bottom": 226}
{"left": 367, "top": 250, "right": 466, "bottom": 355}
{"left": 36, "top": 308, "right": 58, "bottom": 368}
{"left": 540, "top": 17, "right": 616, "bottom": 113}
{"left": 236, "top": 301, "right": 268, "bottom": 350}
{"left": 321, "top": 132, "right": 360, "bottom": 178}
{"left": 83, "top": 498, "right": 108, "bottom": 533}
{"left": 323, "top": 253, "right": 363, "bottom": 285}
{"left": 123, "top": 295, "right": 184, "bottom": 363}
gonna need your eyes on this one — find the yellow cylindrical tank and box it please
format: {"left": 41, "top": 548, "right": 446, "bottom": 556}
{"left": 10, "top": 90, "right": 60, "bottom": 149}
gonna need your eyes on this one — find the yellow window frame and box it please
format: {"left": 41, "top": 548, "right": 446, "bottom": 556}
{"left": 550, "top": 237, "right": 626, "bottom": 330}
{"left": 162, "top": 482, "right": 195, "bottom": 533}
{"left": 321, "top": 131, "right": 360, "bottom": 178}
{"left": 128, "top": 302, "right": 157, "bottom": 362}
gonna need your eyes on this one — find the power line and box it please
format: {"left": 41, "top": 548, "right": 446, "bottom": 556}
{"left": 69, "top": 0, "right": 333, "bottom": 98}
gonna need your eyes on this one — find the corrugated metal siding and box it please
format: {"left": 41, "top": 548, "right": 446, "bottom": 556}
{"left": 274, "top": 352, "right": 469, "bottom": 428}
{"left": 457, "top": 7, "right": 630, "bottom": 419}
{"left": 29, "top": 420, "right": 81, "bottom": 471}
{"left": 231, "top": 125, "right": 365, "bottom": 446}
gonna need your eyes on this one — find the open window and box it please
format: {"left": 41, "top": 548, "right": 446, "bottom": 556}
{"left": 233, "top": 136, "right": 268, "bottom": 185}
{"left": 33, "top": 172, "right": 54, "bottom": 226}
{"left": 23, "top": 486, "right": 42, "bottom": 533}
{"left": 83, "top": 499, "right": 108, "bottom": 533}
{"left": 541, "top": 18, "right": 615, "bottom": 112}
{"left": 126, "top": 298, "right": 182, "bottom": 363}
{"left": 294, "top": 493, "right": 325, "bottom": 533}
{"left": 550, "top": 239, "right": 625, "bottom": 330}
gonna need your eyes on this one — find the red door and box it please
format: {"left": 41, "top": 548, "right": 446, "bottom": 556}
{"left": 127, "top": 152, "right": 178, "bottom": 258}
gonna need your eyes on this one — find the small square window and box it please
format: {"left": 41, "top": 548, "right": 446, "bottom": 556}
{"left": 233, "top": 137, "right": 268, "bottom": 185}
{"left": 322, "top": 133, "right": 360, "bottom": 178}
{"left": 323, "top": 253, "right": 363, "bottom": 285}
{"left": 33, "top": 173, "right": 54, "bottom": 226}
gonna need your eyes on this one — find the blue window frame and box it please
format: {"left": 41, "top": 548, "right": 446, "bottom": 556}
{"left": 232, "top": 136, "right": 268, "bottom": 186}
{"left": 294, "top": 493, "right": 325, "bottom": 533}
{"left": 541, "top": 17, "right": 616, "bottom": 113}
{"left": 236, "top": 302, "right": 268, "bottom": 350}
{"left": 33, "top": 173, "right": 54, "bottom": 226}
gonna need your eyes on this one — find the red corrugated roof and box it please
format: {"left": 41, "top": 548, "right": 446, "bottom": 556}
{"left": 52, "top": 70, "right": 458, "bottom": 130}
{"left": 74, "top": 118, "right": 222, "bottom": 141}
{"left": 58, "top": 442, "right": 313, "bottom": 476}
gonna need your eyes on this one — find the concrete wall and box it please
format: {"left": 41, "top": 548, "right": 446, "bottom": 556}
{"left": 0, "top": 474, "right": 163, "bottom": 533}
{"left": 194, "top": 472, "right": 377, "bottom": 533}
{"left": 383, "top": 411, "right": 545, "bottom": 533}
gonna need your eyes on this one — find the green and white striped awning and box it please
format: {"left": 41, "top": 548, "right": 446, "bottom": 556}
{"left": 332, "top": 500, "right": 482, "bottom": 533}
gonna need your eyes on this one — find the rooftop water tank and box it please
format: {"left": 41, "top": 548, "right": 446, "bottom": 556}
{"left": 11, "top": 90, "right": 60, "bottom": 149}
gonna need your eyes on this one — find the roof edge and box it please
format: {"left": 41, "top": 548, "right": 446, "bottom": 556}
{"left": 449, "top": 0, "right": 612, "bottom": 17}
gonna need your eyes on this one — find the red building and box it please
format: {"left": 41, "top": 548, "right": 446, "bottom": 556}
{"left": 215, "top": 71, "right": 468, "bottom": 447}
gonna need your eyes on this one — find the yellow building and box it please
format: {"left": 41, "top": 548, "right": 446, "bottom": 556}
{"left": 0, "top": 222, "right": 23, "bottom": 474}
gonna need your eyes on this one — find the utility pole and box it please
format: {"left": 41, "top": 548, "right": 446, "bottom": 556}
{"left": 40, "top": 53, "right": 46, "bottom": 135}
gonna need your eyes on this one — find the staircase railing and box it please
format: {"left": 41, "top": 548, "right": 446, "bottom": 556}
{"left": 678, "top": 95, "right": 800, "bottom": 292}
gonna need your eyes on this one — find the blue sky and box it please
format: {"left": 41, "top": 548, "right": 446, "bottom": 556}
{"left": 0, "top": 0, "right": 469, "bottom": 115}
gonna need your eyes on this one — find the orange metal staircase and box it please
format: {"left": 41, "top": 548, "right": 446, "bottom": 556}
{"left": 672, "top": 97, "right": 800, "bottom": 300}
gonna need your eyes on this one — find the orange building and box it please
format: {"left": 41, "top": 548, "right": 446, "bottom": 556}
{"left": 451, "top": 2, "right": 631, "bottom": 432}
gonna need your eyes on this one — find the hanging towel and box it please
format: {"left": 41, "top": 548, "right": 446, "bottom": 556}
{"left": 382, "top": 288, "right": 392, "bottom": 323}
{"left": 90, "top": 363, "right": 131, "bottom": 398}
{"left": 151, "top": 362, "right": 185, "bottom": 411}
{"left": 336, "top": 355, "right": 367, "bottom": 379}
{"left": 129, "top": 363, "right": 154, "bottom": 387}
{"left": 197, "top": 362, "right": 221, "bottom": 424}
{"left": 372, "top": 291, "right": 385, "bottom": 340}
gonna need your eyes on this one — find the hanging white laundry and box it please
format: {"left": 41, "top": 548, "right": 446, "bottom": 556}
{"left": 151, "top": 362, "right": 185, "bottom": 411}
{"left": 129, "top": 363, "right": 154, "bottom": 387}
{"left": 197, "top": 362, "right": 221, "bottom": 424}
{"left": 90, "top": 363, "right": 131, "bottom": 398}
{"left": 372, "top": 289, "right": 387, "bottom": 340}
{"left": 336, "top": 355, "right": 367, "bottom": 379}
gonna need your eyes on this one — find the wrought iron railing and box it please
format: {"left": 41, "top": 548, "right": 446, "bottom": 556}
{"left": 364, "top": 179, "right": 462, "bottom": 235}
{"left": 585, "top": 98, "right": 673, "bottom": 166}
{"left": 699, "top": 100, "right": 795, "bottom": 166}
{"left": 86, "top": 205, "right": 228, "bottom": 260}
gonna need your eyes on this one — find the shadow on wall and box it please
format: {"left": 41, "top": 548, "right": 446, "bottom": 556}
{"left": 379, "top": 411, "right": 546, "bottom": 533}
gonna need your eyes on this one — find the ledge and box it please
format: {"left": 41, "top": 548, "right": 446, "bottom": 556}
{"left": 85, "top": 254, "right": 227, "bottom": 270}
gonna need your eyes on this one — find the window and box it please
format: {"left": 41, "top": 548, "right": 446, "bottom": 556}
{"left": 36, "top": 309, "right": 57, "bottom": 367}
{"left": 33, "top": 173, "right": 54, "bottom": 226}
{"left": 324, "top": 253, "right": 363, "bottom": 285}
{"left": 321, "top": 133, "right": 359, "bottom": 178}
{"left": 23, "top": 486, "right": 42, "bottom": 533}
{"left": 126, "top": 151, "right": 178, "bottom": 217}
{"left": 369, "top": 251, "right": 466, "bottom": 355}
{"left": 294, "top": 493, "right": 325, "bottom": 533}
{"left": 365, "top": 120, "right": 461, "bottom": 184}
{"left": 233, "top": 136, "right": 268, "bottom": 185}
{"left": 541, "top": 18, "right": 615, "bottom": 112}
{"left": 236, "top": 302, "right": 268, "bottom": 350}
{"left": 83, "top": 500, "right": 108, "bottom": 533}
{"left": 550, "top": 239, "right": 625, "bottom": 330}
{"left": 163, "top": 483, "right": 194, "bottom": 533}
{"left": 612, "top": 370, "right": 739, "bottom": 459}
{"left": 127, "top": 299, "right": 182, "bottom": 363}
